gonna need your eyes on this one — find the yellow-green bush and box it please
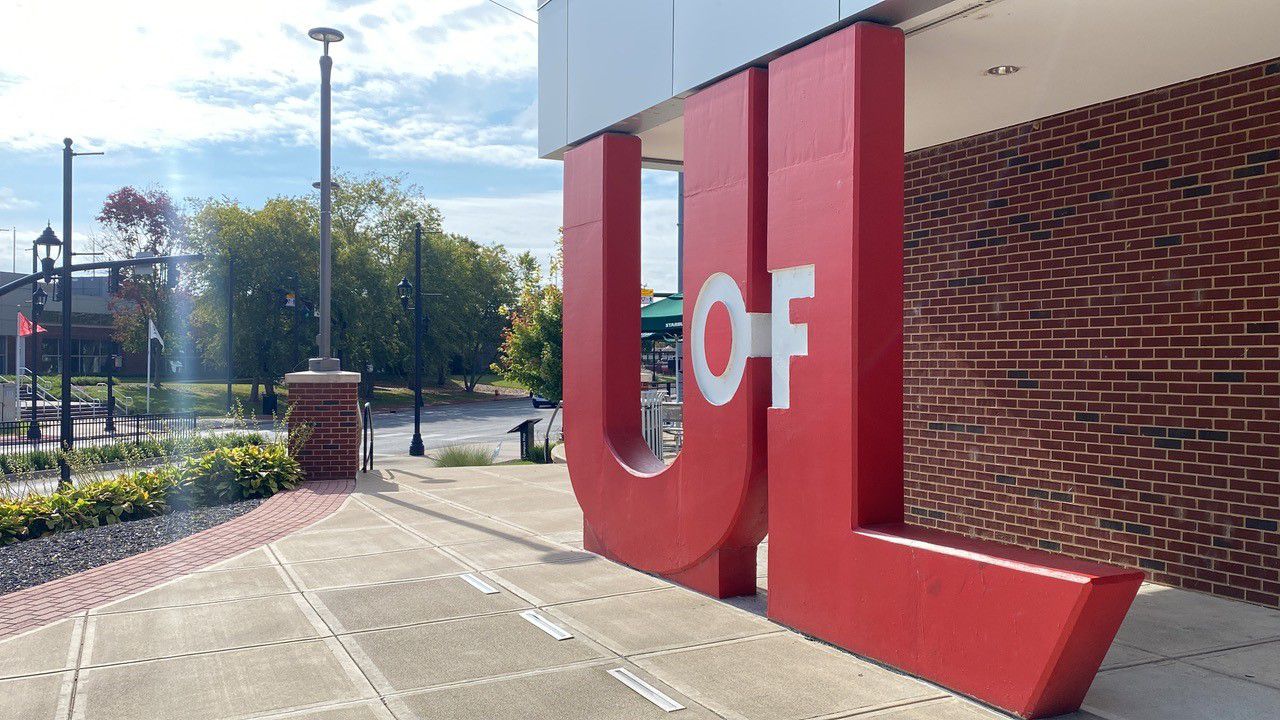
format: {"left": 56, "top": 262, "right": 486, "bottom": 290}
{"left": 0, "top": 442, "right": 300, "bottom": 545}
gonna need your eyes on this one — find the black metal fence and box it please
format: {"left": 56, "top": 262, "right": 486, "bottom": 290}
{"left": 0, "top": 412, "right": 199, "bottom": 466}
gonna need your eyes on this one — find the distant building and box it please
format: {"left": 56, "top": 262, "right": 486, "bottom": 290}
{"left": 0, "top": 273, "right": 144, "bottom": 377}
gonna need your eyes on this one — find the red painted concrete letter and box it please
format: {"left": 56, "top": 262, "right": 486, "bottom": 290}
{"left": 562, "top": 69, "right": 769, "bottom": 597}
{"left": 764, "top": 23, "right": 1142, "bottom": 718}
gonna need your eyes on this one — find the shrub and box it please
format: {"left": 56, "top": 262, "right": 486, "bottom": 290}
{"left": 0, "top": 441, "right": 295, "bottom": 545}
{"left": 181, "top": 443, "right": 302, "bottom": 504}
{"left": 433, "top": 444, "right": 496, "bottom": 467}
{"left": 0, "top": 431, "right": 267, "bottom": 475}
{"left": 524, "top": 443, "right": 550, "bottom": 464}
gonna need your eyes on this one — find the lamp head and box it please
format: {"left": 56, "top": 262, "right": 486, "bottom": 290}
{"left": 35, "top": 224, "right": 61, "bottom": 256}
{"left": 32, "top": 284, "right": 48, "bottom": 315}
{"left": 308, "top": 27, "right": 344, "bottom": 55}
{"left": 397, "top": 276, "right": 412, "bottom": 311}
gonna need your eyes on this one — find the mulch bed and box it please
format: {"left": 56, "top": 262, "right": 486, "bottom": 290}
{"left": 0, "top": 498, "right": 265, "bottom": 595}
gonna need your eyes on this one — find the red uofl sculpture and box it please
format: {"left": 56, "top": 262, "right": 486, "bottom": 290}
{"left": 562, "top": 21, "right": 1142, "bottom": 720}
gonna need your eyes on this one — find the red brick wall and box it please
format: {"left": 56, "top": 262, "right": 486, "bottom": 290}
{"left": 902, "top": 59, "right": 1280, "bottom": 607}
{"left": 286, "top": 378, "right": 360, "bottom": 482}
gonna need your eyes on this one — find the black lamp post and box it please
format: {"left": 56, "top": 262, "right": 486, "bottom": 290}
{"left": 27, "top": 281, "right": 50, "bottom": 440}
{"left": 398, "top": 222, "right": 425, "bottom": 456}
{"left": 29, "top": 225, "right": 60, "bottom": 441}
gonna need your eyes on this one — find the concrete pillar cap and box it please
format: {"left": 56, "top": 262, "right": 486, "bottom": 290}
{"left": 285, "top": 370, "right": 362, "bottom": 384}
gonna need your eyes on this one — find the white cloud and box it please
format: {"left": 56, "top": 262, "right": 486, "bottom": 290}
{"left": 0, "top": 187, "right": 35, "bottom": 211}
{"left": 0, "top": 0, "right": 539, "bottom": 163}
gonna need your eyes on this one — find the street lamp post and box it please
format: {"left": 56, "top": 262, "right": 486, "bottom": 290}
{"left": 308, "top": 26, "right": 343, "bottom": 372}
{"left": 398, "top": 223, "right": 425, "bottom": 456}
{"left": 27, "top": 278, "right": 50, "bottom": 441}
{"left": 58, "top": 138, "right": 102, "bottom": 487}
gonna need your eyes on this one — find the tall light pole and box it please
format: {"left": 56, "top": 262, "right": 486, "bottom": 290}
{"left": 308, "top": 26, "right": 343, "bottom": 372}
{"left": 59, "top": 138, "right": 102, "bottom": 487}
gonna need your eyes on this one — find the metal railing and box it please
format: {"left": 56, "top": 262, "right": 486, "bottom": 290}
{"left": 641, "top": 390, "right": 666, "bottom": 459}
{"left": 360, "top": 401, "right": 373, "bottom": 472}
{"left": 0, "top": 411, "right": 199, "bottom": 466}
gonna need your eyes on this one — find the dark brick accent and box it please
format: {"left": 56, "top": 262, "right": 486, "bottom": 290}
{"left": 1234, "top": 165, "right": 1265, "bottom": 179}
{"left": 1077, "top": 140, "right": 1101, "bottom": 151}
{"left": 1026, "top": 489, "right": 1050, "bottom": 500}
{"left": 1214, "top": 371, "right": 1245, "bottom": 382}
{"left": 1246, "top": 149, "right": 1278, "bottom": 164}
{"left": 1125, "top": 523, "right": 1153, "bottom": 536}
{"left": 987, "top": 198, "right": 1008, "bottom": 208}
{"left": 1088, "top": 190, "right": 1113, "bottom": 201}
{"left": 1142, "top": 158, "right": 1169, "bottom": 171}
{"left": 1183, "top": 185, "right": 1212, "bottom": 198}
{"left": 1197, "top": 429, "right": 1229, "bottom": 441}
{"left": 1170, "top": 175, "right": 1198, "bottom": 189}
{"left": 1038, "top": 540, "right": 1062, "bottom": 551}
{"left": 1075, "top": 411, "right": 1100, "bottom": 422}
{"left": 1139, "top": 558, "right": 1165, "bottom": 571}
{"left": 1017, "top": 379, "right": 1039, "bottom": 389}
{"left": 1050, "top": 491, "right": 1074, "bottom": 503}
{"left": 1154, "top": 235, "right": 1182, "bottom": 247}
{"left": 1154, "top": 438, "right": 1182, "bottom": 450}
{"left": 1245, "top": 518, "right": 1278, "bottom": 532}
{"left": 1099, "top": 519, "right": 1124, "bottom": 531}
{"left": 995, "top": 474, "right": 1017, "bottom": 485}
{"left": 1246, "top": 322, "right": 1278, "bottom": 334}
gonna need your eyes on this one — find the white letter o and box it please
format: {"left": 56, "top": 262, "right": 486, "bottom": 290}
{"left": 690, "top": 272, "right": 750, "bottom": 406}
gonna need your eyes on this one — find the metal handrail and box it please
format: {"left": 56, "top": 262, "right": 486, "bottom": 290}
{"left": 360, "top": 401, "right": 373, "bottom": 472}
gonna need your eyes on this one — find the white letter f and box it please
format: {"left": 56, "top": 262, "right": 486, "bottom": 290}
{"left": 769, "top": 265, "right": 815, "bottom": 409}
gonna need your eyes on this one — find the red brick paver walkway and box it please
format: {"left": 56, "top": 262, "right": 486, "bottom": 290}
{"left": 0, "top": 478, "right": 354, "bottom": 640}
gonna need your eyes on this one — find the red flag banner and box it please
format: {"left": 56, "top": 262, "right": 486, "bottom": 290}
{"left": 18, "top": 312, "right": 47, "bottom": 337}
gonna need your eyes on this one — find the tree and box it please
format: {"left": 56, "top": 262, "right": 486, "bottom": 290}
{"left": 493, "top": 280, "right": 562, "bottom": 402}
{"left": 432, "top": 235, "right": 516, "bottom": 392}
{"left": 494, "top": 240, "right": 564, "bottom": 459}
{"left": 185, "top": 197, "right": 319, "bottom": 405}
{"left": 96, "top": 187, "right": 186, "bottom": 374}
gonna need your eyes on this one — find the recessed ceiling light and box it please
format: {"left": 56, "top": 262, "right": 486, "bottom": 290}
{"left": 986, "top": 65, "right": 1021, "bottom": 76}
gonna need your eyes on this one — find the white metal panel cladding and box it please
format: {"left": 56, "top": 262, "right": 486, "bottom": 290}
{"left": 538, "top": 0, "right": 948, "bottom": 159}
{"left": 537, "top": 0, "right": 569, "bottom": 158}
{"left": 564, "top": 0, "right": 674, "bottom": 144}
{"left": 671, "top": 0, "right": 841, "bottom": 94}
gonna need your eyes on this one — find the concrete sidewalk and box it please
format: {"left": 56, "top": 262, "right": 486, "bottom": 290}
{"left": 2, "top": 460, "right": 1278, "bottom": 719}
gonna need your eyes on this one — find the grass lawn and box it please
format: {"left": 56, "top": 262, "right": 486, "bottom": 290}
{"left": 69, "top": 375, "right": 528, "bottom": 417}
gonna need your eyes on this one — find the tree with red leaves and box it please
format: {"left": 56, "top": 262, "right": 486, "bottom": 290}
{"left": 96, "top": 186, "right": 187, "bottom": 374}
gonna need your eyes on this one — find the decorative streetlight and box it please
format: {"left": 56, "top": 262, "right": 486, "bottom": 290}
{"left": 398, "top": 222, "right": 424, "bottom": 456}
{"left": 35, "top": 224, "right": 61, "bottom": 279}
{"left": 26, "top": 272, "right": 50, "bottom": 441}
{"left": 308, "top": 26, "right": 343, "bottom": 372}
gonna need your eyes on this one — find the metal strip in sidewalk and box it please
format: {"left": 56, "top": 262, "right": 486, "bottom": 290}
{"left": 520, "top": 610, "right": 573, "bottom": 640}
{"left": 608, "top": 668, "right": 685, "bottom": 712}
{"left": 459, "top": 573, "right": 499, "bottom": 594}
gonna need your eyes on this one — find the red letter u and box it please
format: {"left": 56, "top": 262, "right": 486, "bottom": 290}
{"left": 561, "top": 68, "right": 769, "bottom": 598}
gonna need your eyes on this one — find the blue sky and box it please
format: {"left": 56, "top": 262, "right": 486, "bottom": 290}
{"left": 0, "top": 0, "right": 680, "bottom": 289}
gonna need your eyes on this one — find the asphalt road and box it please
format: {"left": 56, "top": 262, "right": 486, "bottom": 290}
{"left": 369, "top": 397, "right": 562, "bottom": 462}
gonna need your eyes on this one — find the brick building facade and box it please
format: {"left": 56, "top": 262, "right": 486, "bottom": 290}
{"left": 902, "top": 59, "right": 1279, "bottom": 607}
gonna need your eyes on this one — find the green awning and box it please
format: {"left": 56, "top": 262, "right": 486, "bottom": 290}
{"left": 641, "top": 294, "right": 682, "bottom": 337}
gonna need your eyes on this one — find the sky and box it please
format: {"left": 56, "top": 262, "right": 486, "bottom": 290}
{"left": 0, "top": 0, "right": 681, "bottom": 290}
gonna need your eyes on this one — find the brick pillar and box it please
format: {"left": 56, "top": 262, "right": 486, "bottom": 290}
{"left": 285, "top": 370, "right": 361, "bottom": 482}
